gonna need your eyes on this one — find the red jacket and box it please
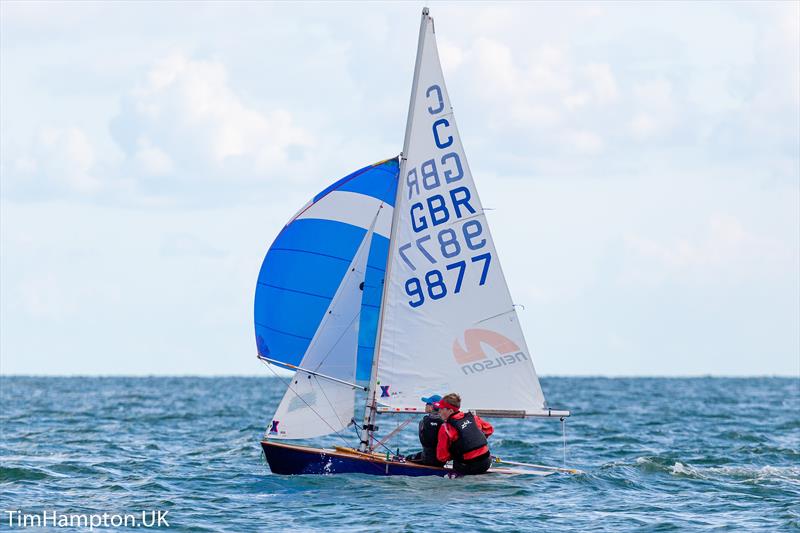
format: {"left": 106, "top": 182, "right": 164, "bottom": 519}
{"left": 436, "top": 411, "right": 493, "bottom": 463}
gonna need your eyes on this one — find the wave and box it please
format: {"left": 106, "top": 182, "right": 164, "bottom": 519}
{"left": 0, "top": 466, "right": 51, "bottom": 482}
{"left": 632, "top": 456, "right": 800, "bottom": 484}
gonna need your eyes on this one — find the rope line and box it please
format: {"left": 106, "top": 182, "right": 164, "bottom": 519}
{"left": 314, "top": 374, "right": 348, "bottom": 432}
{"left": 308, "top": 310, "right": 361, "bottom": 373}
{"left": 259, "top": 359, "right": 351, "bottom": 448}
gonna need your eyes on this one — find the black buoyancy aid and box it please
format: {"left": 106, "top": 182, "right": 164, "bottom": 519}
{"left": 447, "top": 412, "right": 488, "bottom": 462}
{"left": 419, "top": 414, "right": 442, "bottom": 449}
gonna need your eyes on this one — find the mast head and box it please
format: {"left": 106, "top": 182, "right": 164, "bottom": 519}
{"left": 422, "top": 7, "right": 429, "bottom": 16}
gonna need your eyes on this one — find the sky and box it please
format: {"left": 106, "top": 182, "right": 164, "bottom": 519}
{"left": 1, "top": 1, "right": 798, "bottom": 376}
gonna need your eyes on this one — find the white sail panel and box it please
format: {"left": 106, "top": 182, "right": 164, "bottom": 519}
{"left": 375, "top": 14, "right": 546, "bottom": 414}
{"left": 268, "top": 219, "right": 378, "bottom": 439}
{"left": 294, "top": 191, "right": 394, "bottom": 239}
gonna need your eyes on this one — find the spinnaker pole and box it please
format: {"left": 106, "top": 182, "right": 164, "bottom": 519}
{"left": 359, "top": 7, "right": 431, "bottom": 452}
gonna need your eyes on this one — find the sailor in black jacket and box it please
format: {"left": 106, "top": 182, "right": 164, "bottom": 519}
{"left": 405, "top": 394, "right": 446, "bottom": 467}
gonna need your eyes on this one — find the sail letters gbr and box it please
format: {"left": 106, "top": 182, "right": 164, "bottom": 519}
{"left": 398, "top": 86, "right": 491, "bottom": 310}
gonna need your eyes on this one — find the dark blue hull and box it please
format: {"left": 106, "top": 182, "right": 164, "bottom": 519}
{"left": 261, "top": 441, "right": 451, "bottom": 477}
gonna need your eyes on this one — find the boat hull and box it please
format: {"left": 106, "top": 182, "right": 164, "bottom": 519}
{"left": 261, "top": 440, "right": 451, "bottom": 476}
{"left": 261, "top": 441, "right": 555, "bottom": 477}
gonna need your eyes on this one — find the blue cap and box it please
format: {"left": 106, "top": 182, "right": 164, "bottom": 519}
{"left": 421, "top": 394, "right": 442, "bottom": 405}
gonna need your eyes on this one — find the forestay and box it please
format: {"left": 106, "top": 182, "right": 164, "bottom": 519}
{"left": 374, "top": 13, "right": 547, "bottom": 415}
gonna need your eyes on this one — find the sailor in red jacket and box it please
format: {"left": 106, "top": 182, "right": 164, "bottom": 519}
{"left": 434, "top": 393, "right": 494, "bottom": 475}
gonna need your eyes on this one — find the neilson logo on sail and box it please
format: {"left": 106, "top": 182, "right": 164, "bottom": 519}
{"left": 452, "top": 329, "right": 528, "bottom": 375}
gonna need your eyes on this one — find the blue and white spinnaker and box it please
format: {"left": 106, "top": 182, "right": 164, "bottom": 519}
{"left": 254, "top": 158, "right": 399, "bottom": 384}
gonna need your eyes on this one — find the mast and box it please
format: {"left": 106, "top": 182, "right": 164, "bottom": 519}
{"left": 359, "top": 7, "right": 430, "bottom": 452}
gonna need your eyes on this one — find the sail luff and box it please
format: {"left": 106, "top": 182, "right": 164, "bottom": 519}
{"left": 359, "top": 8, "right": 432, "bottom": 452}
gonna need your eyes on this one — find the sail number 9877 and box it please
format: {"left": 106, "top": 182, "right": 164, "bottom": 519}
{"left": 405, "top": 253, "right": 491, "bottom": 308}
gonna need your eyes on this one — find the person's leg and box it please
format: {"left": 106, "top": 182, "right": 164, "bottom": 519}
{"left": 422, "top": 457, "right": 446, "bottom": 467}
{"left": 470, "top": 453, "right": 492, "bottom": 474}
{"left": 420, "top": 449, "right": 445, "bottom": 467}
{"left": 453, "top": 454, "right": 491, "bottom": 475}
{"left": 405, "top": 451, "right": 424, "bottom": 463}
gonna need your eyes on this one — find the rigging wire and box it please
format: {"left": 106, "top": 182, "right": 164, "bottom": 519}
{"left": 350, "top": 418, "right": 363, "bottom": 442}
{"left": 259, "top": 358, "right": 352, "bottom": 448}
{"left": 351, "top": 415, "right": 399, "bottom": 457}
{"left": 374, "top": 419, "right": 411, "bottom": 450}
{"left": 475, "top": 308, "right": 517, "bottom": 325}
{"left": 441, "top": 208, "right": 487, "bottom": 229}
{"left": 313, "top": 374, "right": 348, "bottom": 432}
{"left": 349, "top": 418, "right": 395, "bottom": 459}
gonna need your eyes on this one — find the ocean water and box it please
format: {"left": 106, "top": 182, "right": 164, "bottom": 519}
{"left": 1, "top": 377, "right": 798, "bottom": 532}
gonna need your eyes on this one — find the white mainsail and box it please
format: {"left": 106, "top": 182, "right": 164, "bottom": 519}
{"left": 267, "top": 218, "right": 378, "bottom": 439}
{"left": 373, "top": 11, "right": 548, "bottom": 415}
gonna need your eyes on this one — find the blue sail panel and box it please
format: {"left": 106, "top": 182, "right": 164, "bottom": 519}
{"left": 356, "top": 233, "right": 391, "bottom": 382}
{"left": 254, "top": 158, "right": 399, "bottom": 382}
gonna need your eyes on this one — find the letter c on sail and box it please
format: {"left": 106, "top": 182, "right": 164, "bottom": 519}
{"left": 452, "top": 329, "right": 520, "bottom": 364}
{"left": 426, "top": 84, "right": 444, "bottom": 114}
{"left": 432, "top": 118, "right": 453, "bottom": 149}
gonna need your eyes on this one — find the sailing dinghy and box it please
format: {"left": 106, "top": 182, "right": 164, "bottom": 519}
{"left": 255, "top": 8, "right": 573, "bottom": 477}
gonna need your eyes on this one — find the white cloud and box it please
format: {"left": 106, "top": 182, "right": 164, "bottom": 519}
{"left": 472, "top": 37, "right": 518, "bottom": 92}
{"left": 448, "top": 35, "right": 621, "bottom": 157}
{"left": 564, "top": 129, "right": 604, "bottom": 155}
{"left": 135, "top": 137, "right": 173, "bottom": 176}
{"left": 438, "top": 38, "right": 464, "bottom": 72}
{"left": 727, "top": 2, "right": 799, "bottom": 159}
{"left": 18, "top": 273, "right": 76, "bottom": 319}
{"left": 622, "top": 214, "right": 788, "bottom": 285}
{"left": 584, "top": 63, "right": 618, "bottom": 104}
{"left": 10, "top": 126, "right": 102, "bottom": 194}
{"left": 39, "top": 127, "right": 95, "bottom": 186}
{"left": 112, "top": 52, "right": 314, "bottom": 180}
{"left": 633, "top": 79, "right": 673, "bottom": 110}
{"left": 629, "top": 113, "right": 659, "bottom": 140}
{"left": 629, "top": 79, "right": 676, "bottom": 140}
{"left": 525, "top": 44, "right": 572, "bottom": 94}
